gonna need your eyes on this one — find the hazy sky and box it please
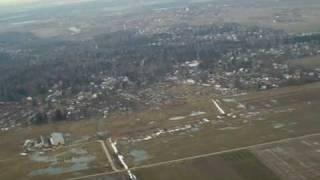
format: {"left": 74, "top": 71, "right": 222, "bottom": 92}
{"left": 0, "top": 0, "right": 94, "bottom": 6}
{"left": 0, "top": 0, "right": 39, "bottom": 6}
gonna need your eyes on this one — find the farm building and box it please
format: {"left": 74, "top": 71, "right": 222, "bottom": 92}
{"left": 50, "top": 132, "right": 65, "bottom": 146}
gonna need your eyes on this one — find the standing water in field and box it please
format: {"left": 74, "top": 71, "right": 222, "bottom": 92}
{"left": 130, "top": 149, "right": 149, "bottom": 165}
{"left": 29, "top": 148, "right": 96, "bottom": 176}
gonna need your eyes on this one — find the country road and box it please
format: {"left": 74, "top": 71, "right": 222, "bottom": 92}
{"left": 68, "top": 132, "right": 320, "bottom": 180}
{"left": 97, "top": 140, "right": 119, "bottom": 172}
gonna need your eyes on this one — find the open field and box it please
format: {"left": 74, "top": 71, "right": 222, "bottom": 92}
{"left": 123, "top": 134, "right": 320, "bottom": 180}
{"left": 1, "top": 82, "right": 320, "bottom": 179}
{"left": 116, "top": 82, "right": 320, "bottom": 166}
{"left": 288, "top": 55, "right": 320, "bottom": 69}
{"left": 69, "top": 133, "right": 320, "bottom": 180}
{"left": 0, "top": 141, "right": 111, "bottom": 180}
{"left": 216, "top": 5, "right": 320, "bottom": 34}
{"left": 133, "top": 150, "right": 280, "bottom": 180}
{"left": 254, "top": 135, "right": 320, "bottom": 180}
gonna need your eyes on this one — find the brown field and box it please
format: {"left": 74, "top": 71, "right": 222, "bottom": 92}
{"left": 79, "top": 172, "right": 127, "bottom": 180}
{"left": 0, "top": 141, "right": 110, "bottom": 180}
{"left": 116, "top": 82, "right": 320, "bottom": 167}
{"left": 130, "top": 135, "right": 320, "bottom": 180}
{"left": 254, "top": 135, "right": 320, "bottom": 180}
{"left": 288, "top": 56, "right": 320, "bottom": 69}
{"left": 1, "top": 82, "right": 320, "bottom": 179}
{"left": 133, "top": 150, "right": 280, "bottom": 180}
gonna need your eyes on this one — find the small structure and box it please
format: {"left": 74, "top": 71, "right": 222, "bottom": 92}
{"left": 34, "top": 135, "right": 48, "bottom": 148}
{"left": 22, "top": 132, "right": 65, "bottom": 155}
{"left": 23, "top": 139, "right": 36, "bottom": 152}
{"left": 50, "top": 132, "right": 65, "bottom": 146}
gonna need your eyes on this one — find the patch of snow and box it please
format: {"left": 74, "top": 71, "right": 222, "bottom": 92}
{"left": 185, "top": 79, "right": 195, "bottom": 84}
{"left": 189, "top": 111, "right": 206, "bottom": 117}
{"left": 202, "top": 118, "right": 210, "bottom": 122}
{"left": 218, "top": 126, "right": 241, "bottom": 130}
{"left": 222, "top": 98, "right": 236, "bottom": 103}
{"left": 169, "top": 116, "right": 186, "bottom": 121}
{"left": 273, "top": 123, "right": 285, "bottom": 129}
{"left": 69, "top": 27, "right": 81, "bottom": 34}
{"left": 212, "top": 99, "right": 226, "bottom": 115}
{"left": 20, "top": 153, "right": 28, "bottom": 156}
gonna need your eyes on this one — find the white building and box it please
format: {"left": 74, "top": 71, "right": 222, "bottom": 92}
{"left": 50, "top": 132, "right": 65, "bottom": 146}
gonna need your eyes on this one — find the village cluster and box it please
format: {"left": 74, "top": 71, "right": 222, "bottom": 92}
{"left": 22, "top": 132, "right": 65, "bottom": 155}
{"left": 1, "top": 24, "right": 320, "bottom": 134}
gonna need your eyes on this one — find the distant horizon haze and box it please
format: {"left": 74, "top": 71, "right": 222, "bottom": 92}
{"left": 0, "top": 0, "right": 96, "bottom": 6}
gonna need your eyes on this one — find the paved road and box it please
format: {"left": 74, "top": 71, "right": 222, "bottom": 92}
{"left": 68, "top": 132, "right": 320, "bottom": 180}
{"left": 97, "top": 140, "right": 119, "bottom": 172}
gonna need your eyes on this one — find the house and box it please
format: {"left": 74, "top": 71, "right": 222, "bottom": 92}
{"left": 50, "top": 132, "right": 65, "bottom": 146}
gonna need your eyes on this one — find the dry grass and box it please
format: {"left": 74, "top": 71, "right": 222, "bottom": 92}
{"left": 134, "top": 150, "right": 280, "bottom": 180}
{"left": 116, "top": 82, "right": 320, "bottom": 166}
{"left": 1, "top": 82, "right": 320, "bottom": 179}
{"left": 0, "top": 141, "right": 110, "bottom": 180}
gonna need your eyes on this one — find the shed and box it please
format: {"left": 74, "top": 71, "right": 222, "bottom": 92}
{"left": 50, "top": 132, "right": 65, "bottom": 146}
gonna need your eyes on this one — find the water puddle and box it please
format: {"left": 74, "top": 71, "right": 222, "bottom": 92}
{"left": 130, "top": 149, "right": 149, "bottom": 165}
{"left": 29, "top": 147, "right": 96, "bottom": 176}
{"left": 30, "top": 163, "right": 90, "bottom": 176}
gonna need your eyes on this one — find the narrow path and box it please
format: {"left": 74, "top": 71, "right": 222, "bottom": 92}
{"left": 97, "top": 140, "right": 119, "bottom": 172}
{"left": 69, "top": 132, "right": 320, "bottom": 180}
{"left": 212, "top": 99, "right": 226, "bottom": 114}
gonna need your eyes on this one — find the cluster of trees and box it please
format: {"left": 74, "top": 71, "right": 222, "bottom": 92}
{"left": 32, "top": 109, "right": 67, "bottom": 125}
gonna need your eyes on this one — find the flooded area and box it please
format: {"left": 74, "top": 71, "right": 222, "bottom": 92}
{"left": 30, "top": 163, "right": 90, "bottom": 176}
{"left": 130, "top": 149, "right": 149, "bottom": 165}
{"left": 29, "top": 147, "right": 96, "bottom": 176}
